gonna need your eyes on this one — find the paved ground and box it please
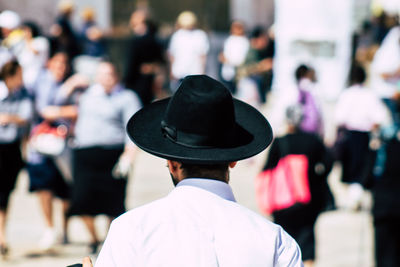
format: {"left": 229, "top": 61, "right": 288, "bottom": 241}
{"left": 2, "top": 146, "right": 375, "bottom": 267}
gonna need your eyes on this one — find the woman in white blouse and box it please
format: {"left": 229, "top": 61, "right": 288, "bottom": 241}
{"left": 334, "top": 63, "right": 389, "bottom": 210}
{"left": 0, "top": 60, "right": 32, "bottom": 257}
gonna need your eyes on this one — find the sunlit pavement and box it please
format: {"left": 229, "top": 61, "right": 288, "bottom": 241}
{"left": 2, "top": 147, "right": 374, "bottom": 267}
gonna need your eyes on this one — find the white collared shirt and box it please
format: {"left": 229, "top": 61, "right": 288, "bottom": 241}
{"left": 168, "top": 29, "right": 210, "bottom": 79}
{"left": 74, "top": 83, "right": 141, "bottom": 148}
{"left": 370, "top": 26, "right": 400, "bottom": 98}
{"left": 335, "top": 84, "right": 389, "bottom": 131}
{"left": 96, "top": 178, "right": 303, "bottom": 267}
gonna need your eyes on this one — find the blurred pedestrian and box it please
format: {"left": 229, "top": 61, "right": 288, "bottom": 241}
{"left": 68, "top": 61, "right": 141, "bottom": 254}
{"left": 0, "top": 10, "right": 23, "bottom": 64}
{"left": 261, "top": 104, "right": 333, "bottom": 267}
{"left": 0, "top": 60, "right": 33, "bottom": 257}
{"left": 236, "top": 26, "right": 274, "bottom": 104}
{"left": 366, "top": 118, "right": 400, "bottom": 267}
{"left": 219, "top": 20, "right": 249, "bottom": 94}
{"left": 72, "top": 7, "right": 106, "bottom": 85}
{"left": 370, "top": 24, "right": 400, "bottom": 125}
{"left": 334, "top": 63, "right": 388, "bottom": 210}
{"left": 16, "top": 21, "right": 49, "bottom": 90}
{"left": 168, "top": 11, "right": 209, "bottom": 91}
{"left": 294, "top": 64, "right": 323, "bottom": 136}
{"left": 26, "top": 51, "right": 88, "bottom": 250}
{"left": 123, "top": 8, "right": 166, "bottom": 106}
{"left": 93, "top": 75, "right": 302, "bottom": 266}
{"left": 49, "top": 0, "right": 81, "bottom": 61}
{"left": 79, "top": 7, "right": 106, "bottom": 58}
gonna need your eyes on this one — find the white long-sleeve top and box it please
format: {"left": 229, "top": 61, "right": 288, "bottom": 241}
{"left": 370, "top": 26, "right": 400, "bottom": 98}
{"left": 96, "top": 178, "right": 303, "bottom": 267}
{"left": 335, "top": 84, "right": 389, "bottom": 132}
{"left": 168, "top": 29, "right": 210, "bottom": 79}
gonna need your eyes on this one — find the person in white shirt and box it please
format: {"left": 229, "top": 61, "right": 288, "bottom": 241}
{"left": 219, "top": 20, "right": 249, "bottom": 93}
{"left": 80, "top": 75, "right": 303, "bottom": 267}
{"left": 168, "top": 11, "right": 209, "bottom": 90}
{"left": 370, "top": 25, "right": 400, "bottom": 124}
{"left": 334, "top": 64, "right": 388, "bottom": 210}
{"left": 16, "top": 21, "right": 49, "bottom": 90}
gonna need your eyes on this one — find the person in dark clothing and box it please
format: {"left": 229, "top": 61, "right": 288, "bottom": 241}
{"left": 0, "top": 60, "right": 32, "bottom": 257}
{"left": 262, "top": 105, "right": 333, "bottom": 267}
{"left": 366, "top": 121, "right": 400, "bottom": 267}
{"left": 237, "top": 26, "right": 274, "bottom": 103}
{"left": 79, "top": 7, "right": 106, "bottom": 57}
{"left": 49, "top": 1, "right": 81, "bottom": 61}
{"left": 123, "top": 9, "right": 166, "bottom": 106}
{"left": 334, "top": 64, "right": 387, "bottom": 210}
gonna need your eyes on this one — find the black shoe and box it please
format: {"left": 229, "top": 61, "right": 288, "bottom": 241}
{"left": 89, "top": 242, "right": 99, "bottom": 255}
{"left": 62, "top": 234, "right": 69, "bottom": 245}
{"left": 0, "top": 244, "right": 9, "bottom": 258}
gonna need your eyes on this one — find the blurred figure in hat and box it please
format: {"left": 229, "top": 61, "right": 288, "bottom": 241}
{"left": 168, "top": 11, "right": 209, "bottom": 92}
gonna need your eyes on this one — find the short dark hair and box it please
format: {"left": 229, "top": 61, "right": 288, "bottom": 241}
{"left": 250, "top": 26, "right": 265, "bottom": 39}
{"left": 22, "top": 21, "right": 42, "bottom": 38}
{"left": 0, "top": 60, "right": 20, "bottom": 80}
{"left": 180, "top": 163, "right": 230, "bottom": 181}
{"left": 295, "top": 64, "right": 310, "bottom": 82}
{"left": 349, "top": 63, "right": 366, "bottom": 85}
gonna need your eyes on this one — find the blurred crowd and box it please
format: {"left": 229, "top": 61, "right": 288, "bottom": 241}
{"left": 0, "top": 0, "right": 400, "bottom": 266}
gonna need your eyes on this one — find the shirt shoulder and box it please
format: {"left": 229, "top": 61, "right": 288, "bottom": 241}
{"left": 112, "top": 197, "right": 169, "bottom": 231}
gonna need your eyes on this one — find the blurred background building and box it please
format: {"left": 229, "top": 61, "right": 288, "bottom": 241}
{"left": 0, "top": 0, "right": 275, "bottom": 33}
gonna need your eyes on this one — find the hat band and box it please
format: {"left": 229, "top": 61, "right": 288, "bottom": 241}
{"left": 161, "top": 120, "right": 227, "bottom": 149}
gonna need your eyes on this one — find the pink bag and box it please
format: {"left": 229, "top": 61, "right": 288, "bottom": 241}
{"left": 256, "top": 154, "right": 311, "bottom": 215}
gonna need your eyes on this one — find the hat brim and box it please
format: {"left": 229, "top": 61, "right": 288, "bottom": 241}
{"left": 127, "top": 98, "right": 273, "bottom": 164}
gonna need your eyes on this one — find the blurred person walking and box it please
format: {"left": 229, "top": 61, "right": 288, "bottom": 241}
{"left": 366, "top": 115, "right": 400, "bottom": 267}
{"left": 168, "top": 11, "right": 209, "bottom": 91}
{"left": 0, "top": 60, "right": 33, "bottom": 257}
{"left": 260, "top": 105, "right": 333, "bottom": 267}
{"left": 334, "top": 63, "right": 388, "bottom": 210}
{"left": 294, "top": 64, "right": 323, "bottom": 136}
{"left": 218, "top": 20, "right": 249, "bottom": 94}
{"left": 68, "top": 61, "right": 141, "bottom": 254}
{"left": 26, "top": 51, "right": 88, "bottom": 250}
{"left": 79, "top": 7, "right": 106, "bottom": 58}
{"left": 0, "top": 10, "right": 23, "bottom": 66}
{"left": 49, "top": 0, "right": 81, "bottom": 61}
{"left": 123, "top": 8, "right": 166, "bottom": 106}
{"left": 16, "top": 21, "right": 49, "bottom": 90}
{"left": 370, "top": 23, "right": 400, "bottom": 125}
{"left": 236, "top": 26, "right": 274, "bottom": 104}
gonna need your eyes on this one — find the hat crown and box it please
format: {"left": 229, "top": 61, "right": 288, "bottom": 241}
{"left": 162, "top": 75, "right": 237, "bottom": 148}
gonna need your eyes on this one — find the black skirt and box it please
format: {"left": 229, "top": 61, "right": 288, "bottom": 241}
{"left": 68, "top": 146, "right": 127, "bottom": 217}
{"left": 335, "top": 130, "right": 372, "bottom": 184}
{"left": 273, "top": 203, "right": 319, "bottom": 261}
{"left": 0, "top": 140, "right": 24, "bottom": 208}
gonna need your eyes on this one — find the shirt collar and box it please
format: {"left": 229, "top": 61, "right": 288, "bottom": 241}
{"left": 91, "top": 83, "right": 123, "bottom": 96}
{"left": 176, "top": 178, "right": 236, "bottom": 202}
{"left": 0, "top": 81, "right": 9, "bottom": 101}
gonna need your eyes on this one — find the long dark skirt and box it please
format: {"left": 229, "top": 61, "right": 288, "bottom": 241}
{"left": 335, "top": 130, "right": 372, "bottom": 184}
{"left": 273, "top": 204, "right": 319, "bottom": 261}
{"left": 0, "top": 141, "right": 24, "bottom": 209}
{"left": 68, "top": 146, "right": 126, "bottom": 217}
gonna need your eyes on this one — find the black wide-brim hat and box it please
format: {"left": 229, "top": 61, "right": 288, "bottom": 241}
{"left": 127, "top": 75, "right": 273, "bottom": 164}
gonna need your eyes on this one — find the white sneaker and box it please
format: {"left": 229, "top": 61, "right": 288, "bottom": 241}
{"left": 345, "top": 183, "right": 364, "bottom": 211}
{"left": 39, "top": 228, "right": 57, "bottom": 250}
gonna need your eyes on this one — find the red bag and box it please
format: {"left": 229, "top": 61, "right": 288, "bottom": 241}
{"left": 255, "top": 154, "right": 311, "bottom": 215}
{"left": 29, "top": 122, "right": 68, "bottom": 156}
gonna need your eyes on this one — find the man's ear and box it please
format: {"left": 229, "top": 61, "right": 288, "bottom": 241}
{"left": 229, "top": 161, "right": 237, "bottom": 169}
{"left": 167, "top": 160, "right": 181, "bottom": 173}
